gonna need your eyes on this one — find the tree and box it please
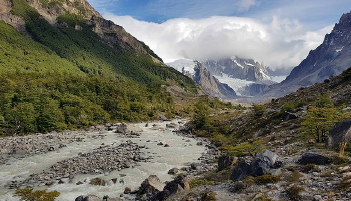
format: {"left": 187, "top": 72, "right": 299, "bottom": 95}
{"left": 302, "top": 106, "right": 339, "bottom": 143}
{"left": 221, "top": 140, "right": 265, "bottom": 157}
{"left": 5, "top": 102, "right": 37, "bottom": 135}
{"left": 251, "top": 104, "right": 266, "bottom": 118}
{"left": 37, "top": 98, "right": 66, "bottom": 133}
{"left": 302, "top": 94, "right": 344, "bottom": 143}
{"left": 193, "top": 101, "right": 210, "bottom": 129}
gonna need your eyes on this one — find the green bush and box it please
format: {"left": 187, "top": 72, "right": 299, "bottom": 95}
{"left": 253, "top": 174, "right": 281, "bottom": 185}
{"left": 286, "top": 185, "right": 303, "bottom": 201}
{"left": 15, "top": 188, "right": 60, "bottom": 201}
{"left": 200, "top": 191, "right": 217, "bottom": 201}
{"left": 284, "top": 171, "right": 303, "bottom": 183}
{"left": 331, "top": 155, "right": 349, "bottom": 165}
{"left": 301, "top": 164, "right": 320, "bottom": 173}
{"left": 189, "top": 178, "right": 215, "bottom": 189}
{"left": 220, "top": 140, "right": 265, "bottom": 157}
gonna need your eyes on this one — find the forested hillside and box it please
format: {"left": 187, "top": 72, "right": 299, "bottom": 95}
{"left": 0, "top": 0, "right": 198, "bottom": 136}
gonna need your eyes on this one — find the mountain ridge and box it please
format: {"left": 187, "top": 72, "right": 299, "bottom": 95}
{"left": 255, "top": 11, "right": 351, "bottom": 101}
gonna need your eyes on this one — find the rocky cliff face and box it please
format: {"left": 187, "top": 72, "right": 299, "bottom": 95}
{"left": 193, "top": 62, "right": 237, "bottom": 99}
{"left": 256, "top": 11, "right": 351, "bottom": 101}
{"left": 167, "top": 59, "right": 237, "bottom": 99}
{"left": 203, "top": 56, "right": 271, "bottom": 82}
{"left": 0, "top": 0, "right": 27, "bottom": 34}
{"left": 201, "top": 56, "right": 275, "bottom": 96}
{"left": 0, "top": 0, "right": 162, "bottom": 62}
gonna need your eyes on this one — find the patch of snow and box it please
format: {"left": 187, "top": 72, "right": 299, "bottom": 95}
{"left": 259, "top": 69, "right": 271, "bottom": 80}
{"left": 271, "top": 76, "right": 287, "bottom": 83}
{"left": 336, "top": 46, "right": 344, "bottom": 52}
{"left": 167, "top": 59, "right": 196, "bottom": 76}
{"left": 214, "top": 74, "right": 253, "bottom": 96}
{"left": 233, "top": 60, "right": 244, "bottom": 69}
{"left": 244, "top": 62, "right": 255, "bottom": 67}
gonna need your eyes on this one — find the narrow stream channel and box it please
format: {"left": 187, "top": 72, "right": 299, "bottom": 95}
{"left": 0, "top": 119, "right": 205, "bottom": 200}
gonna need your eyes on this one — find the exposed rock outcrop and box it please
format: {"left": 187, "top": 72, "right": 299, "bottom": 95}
{"left": 0, "top": 0, "right": 163, "bottom": 63}
{"left": 153, "top": 175, "right": 190, "bottom": 201}
{"left": 167, "top": 59, "right": 237, "bottom": 99}
{"left": 297, "top": 152, "right": 331, "bottom": 165}
{"left": 230, "top": 150, "right": 278, "bottom": 181}
{"left": 137, "top": 175, "right": 165, "bottom": 199}
{"left": 203, "top": 56, "right": 271, "bottom": 82}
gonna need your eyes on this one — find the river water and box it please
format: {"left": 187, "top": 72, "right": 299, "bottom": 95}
{"left": 0, "top": 120, "right": 205, "bottom": 200}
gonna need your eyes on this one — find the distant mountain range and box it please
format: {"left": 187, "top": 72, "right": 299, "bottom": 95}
{"left": 167, "top": 59, "right": 237, "bottom": 99}
{"left": 168, "top": 56, "right": 284, "bottom": 97}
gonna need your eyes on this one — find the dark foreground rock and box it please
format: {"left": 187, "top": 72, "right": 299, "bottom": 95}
{"left": 137, "top": 175, "right": 165, "bottom": 200}
{"left": 218, "top": 154, "right": 237, "bottom": 171}
{"left": 152, "top": 175, "right": 190, "bottom": 201}
{"left": 137, "top": 175, "right": 190, "bottom": 201}
{"left": 297, "top": 152, "right": 331, "bottom": 165}
{"left": 231, "top": 150, "right": 278, "bottom": 181}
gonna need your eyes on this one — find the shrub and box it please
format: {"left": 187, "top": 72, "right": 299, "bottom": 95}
{"left": 200, "top": 191, "right": 217, "bottom": 201}
{"left": 286, "top": 185, "right": 304, "bottom": 201}
{"left": 221, "top": 140, "right": 265, "bottom": 157}
{"left": 338, "top": 176, "right": 351, "bottom": 192}
{"left": 301, "top": 164, "right": 320, "bottom": 173}
{"left": 255, "top": 196, "right": 273, "bottom": 201}
{"left": 189, "top": 178, "right": 215, "bottom": 189}
{"left": 331, "top": 155, "right": 349, "bottom": 165}
{"left": 281, "top": 102, "right": 295, "bottom": 113}
{"left": 15, "top": 188, "right": 60, "bottom": 201}
{"left": 251, "top": 104, "right": 266, "bottom": 117}
{"left": 284, "top": 171, "right": 303, "bottom": 183}
{"left": 253, "top": 174, "right": 281, "bottom": 185}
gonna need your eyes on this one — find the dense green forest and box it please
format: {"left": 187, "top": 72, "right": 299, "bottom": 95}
{"left": 0, "top": 0, "right": 198, "bottom": 136}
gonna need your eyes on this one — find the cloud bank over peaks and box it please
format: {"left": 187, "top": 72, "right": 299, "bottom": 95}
{"left": 103, "top": 12, "right": 333, "bottom": 69}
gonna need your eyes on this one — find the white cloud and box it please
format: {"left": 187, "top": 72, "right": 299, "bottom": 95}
{"left": 103, "top": 12, "right": 333, "bottom": 69}
{"left": 239, "top": 0, "right": 257, "bottom": 11}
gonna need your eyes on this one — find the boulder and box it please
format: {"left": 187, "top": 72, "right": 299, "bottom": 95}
{"left": 250, "top": 150, "right": 278, "bottom": 176}
{"left": 218, "top": 155, "right": 237, "bottom": 171}
{"left": 89, "top": 178, "right": 108, "bottom": 186}
{"left": 124, "top": 187, "right": 131, "bottom": 194}
{"left": 230, "top": 150, "right": 278, "bottom": 181}
{"left": 328, "top": 120, "right": 351, "bottom": 148}
{"left": 158, "top": 114, "right": 169, "bottom": 121}
{"left": 282, "top": 112, "right": 298, "bottom": 121}
{"left": 75, "top": 196, "right": 85, "bottom": 201}
{"left": 297, "top": 152, "right": 331, "bottom": 165}
{"left": 153, "top": 175, "right": 190, "bottom": 201}
{"left": 168, "top": 168, "right": 180, "bottom": 175}
{"left": 137, "top": 175, "right": 165, "bottom": 198}
{"left": 115, "top": 123, "right": 128, "bottom": 134}
{"left": 230, "top": 160, "right": 251, "bottom": 181}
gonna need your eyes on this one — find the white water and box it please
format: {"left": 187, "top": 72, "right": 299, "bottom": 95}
{"left": 0, "top": 120, "right": 205, "bottom": 200}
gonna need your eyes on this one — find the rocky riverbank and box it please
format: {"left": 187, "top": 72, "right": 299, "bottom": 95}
{"left": 8, "top": 140, "right": 150, "bottom": 190}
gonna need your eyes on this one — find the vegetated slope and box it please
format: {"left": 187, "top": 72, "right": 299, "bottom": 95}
{"left": 256, "top": 11, "right": 351, "bottom": 101}
{"left": 189, "top": 66, "right": 351, "bottom": 154}
{"left": 0, "top": 0, "right": 197, "bottom": 136}
{"left": 180, "top": 67, "right": 351, "bottom": 201}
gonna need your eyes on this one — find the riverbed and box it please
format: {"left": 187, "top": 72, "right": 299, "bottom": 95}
{"left": 0, "top": 119, "right": 206, "bottom": 200}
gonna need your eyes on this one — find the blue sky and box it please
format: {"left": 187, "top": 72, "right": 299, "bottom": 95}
{"left": 88, "top": 0, "right": 351, "bottom": 29}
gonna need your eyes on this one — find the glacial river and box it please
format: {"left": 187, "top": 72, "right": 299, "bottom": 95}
{"left": 0, "top": 119, "right": 205, "bottom": 200}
